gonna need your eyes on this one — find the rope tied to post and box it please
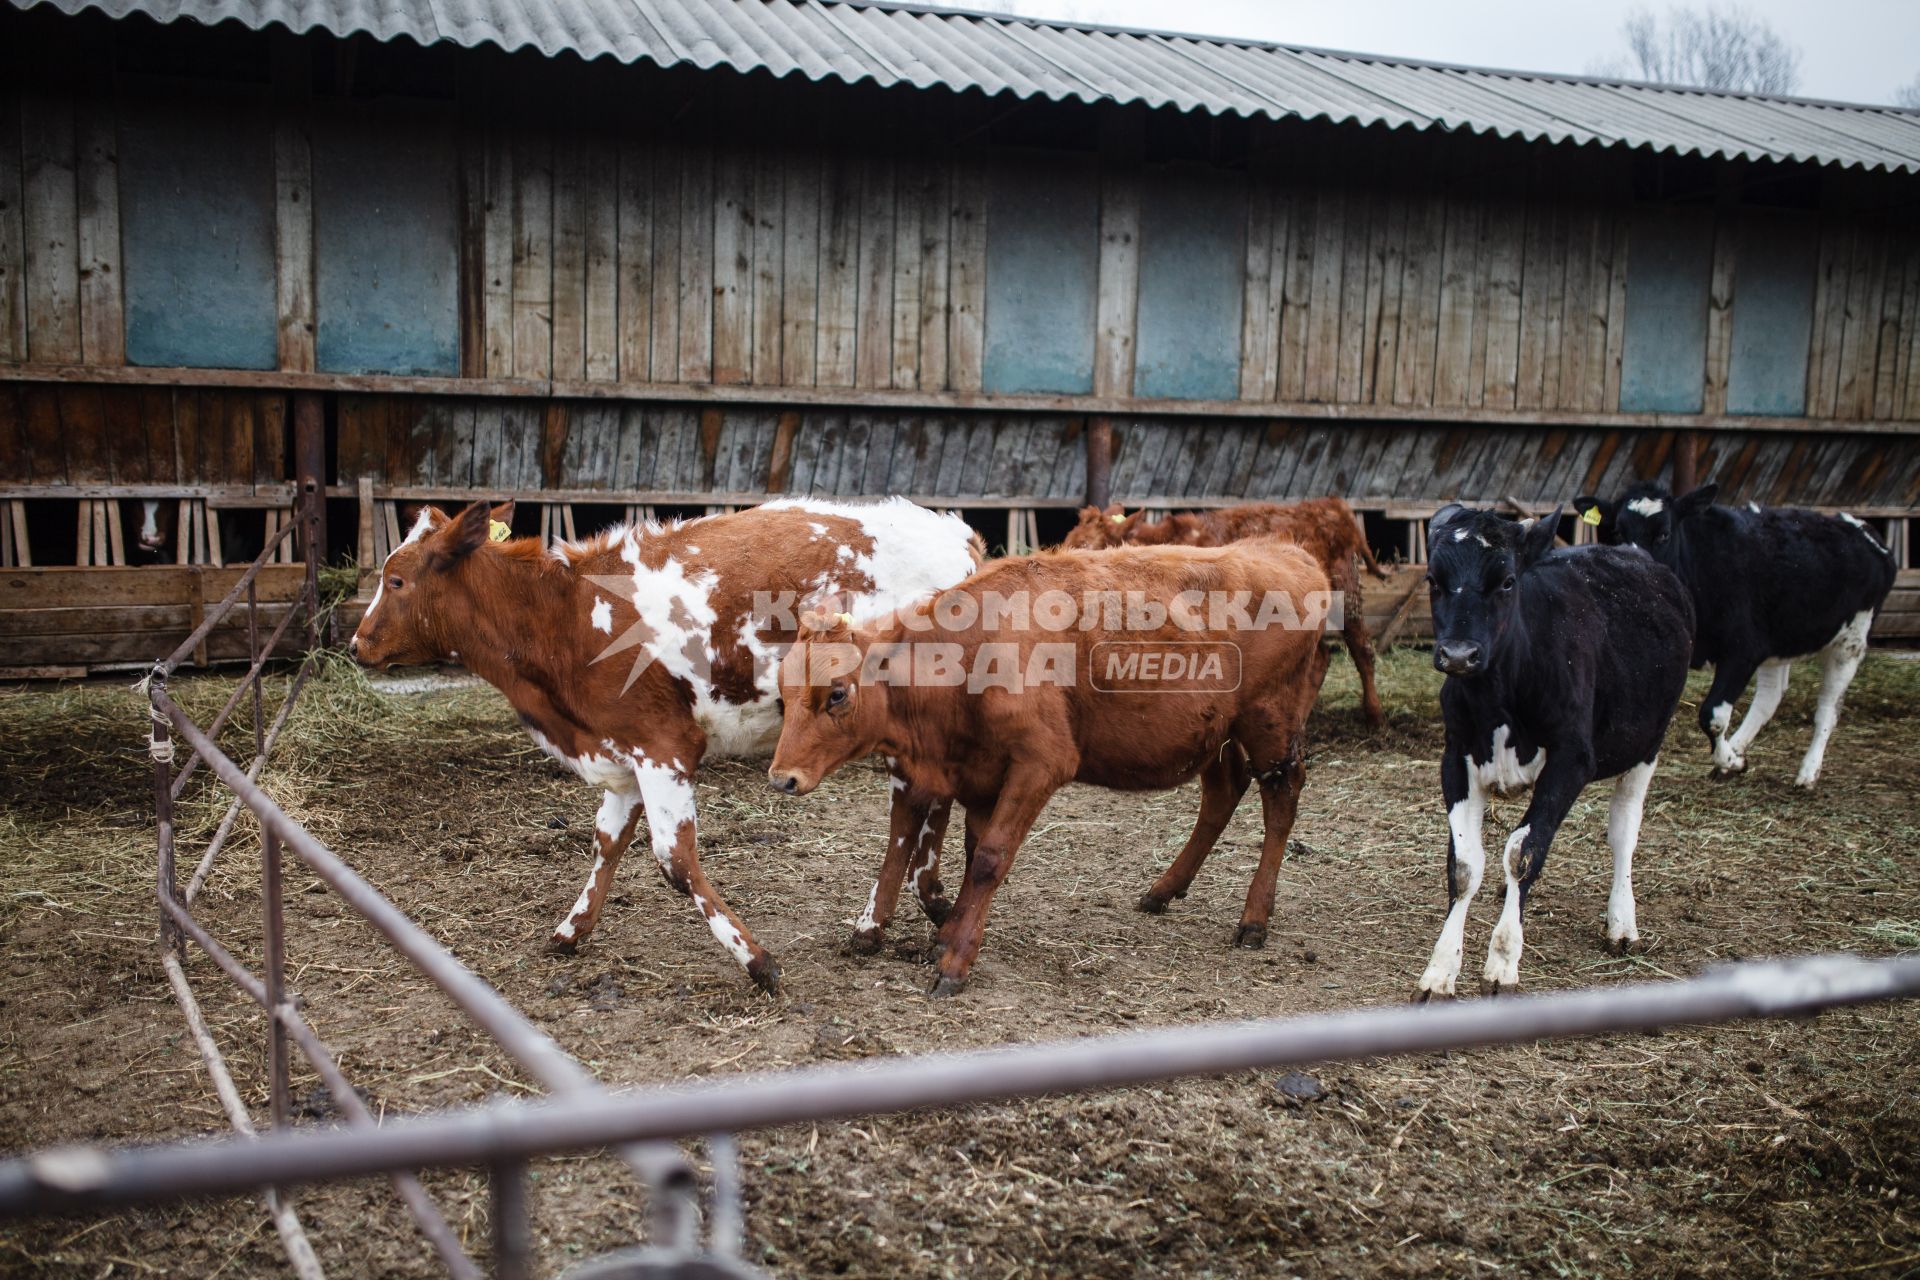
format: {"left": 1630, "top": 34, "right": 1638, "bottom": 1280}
{"left": 134, "top": 668, "right": 175, "bottom": 765}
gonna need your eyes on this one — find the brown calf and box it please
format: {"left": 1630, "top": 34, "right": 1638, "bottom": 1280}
{"left": 1063, "top": 497, "right": 1389, "bottom": 727}
{"left": 769, "top": 540, "right": 1332, "bottom": 996}
{"left": 350, "top": 497, "right": 982, "bottom": 991}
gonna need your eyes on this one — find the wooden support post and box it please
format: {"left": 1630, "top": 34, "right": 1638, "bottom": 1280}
{"left": 3, "top": 502, "right": 29, "bottom": 567}
{"left": 105, "top": 498, "right": 124, "bottom": 565}
{"left": 356, "top": 476, "right": 376, "bottom": 592}
{"left": 293, "top": 393, "right": 326, "bottom": 563}
{"left": 1085, "top": 416, "right": 1113, "bottom": 511}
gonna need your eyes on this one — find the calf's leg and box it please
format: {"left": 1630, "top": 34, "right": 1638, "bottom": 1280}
{"left": 1699, "top": 658, "right": 1761, "bottom": 777}
{"left": 1484, "top": 754, "right": 1588, "bottom": 993}
{"left": 1138, "top": 743, "right": 1251, "bottom": 914}
{"left": 851, "top": 781, "right": 953, "bottom": 954}
{"left": 1335, "top": 564, "right": 1385, "bottom": 729}
{"left": 1726, "top": 659, "right": 1789, "bottom": 762}
{"left": 1795, "top": 609, "right": 1872, "bottom": 789}
{"left": 929, "top": 773, "right": 1059, "bottom": 997}
{"left": 633, "top": 759, "right": 780, "bottom": 993}
{"left": 1418, "top": 752, "right": 1486, "bottom": 1000}
{"left": 549, "top": 786, "right": 644, "bottom": 952}
{"left": 1605, "top": 758, "right": 1657, "bottom": 952}
{"left": 1234, "top": 736, "right": 1306, "bottom": 949}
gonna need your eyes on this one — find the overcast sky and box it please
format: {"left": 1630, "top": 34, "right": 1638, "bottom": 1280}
{"left": 931, "top": 1, "right": 1920, "bottom": 106}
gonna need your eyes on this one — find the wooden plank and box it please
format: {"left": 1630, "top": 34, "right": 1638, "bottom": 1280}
{"left": 549, "top": 135, "right": 588, "bottom": 382}
{"left": 1093, "top": 157, "right": 1141, "bottom": 399}
{"left": 853, "top": 154, "right": 895, "bottom": 390}
{"left": 272, "top": 35, "right": 315, "bottom": 373}
{"left": 1239, "top": 176, "right": 1277, "bottom": 402}
{"left": 75, "top": 89, "right": 123, "bottom": 367}
{"left": 677, "top": 141, "right": 714, "bottom": 383}
{"left": 1481, "top": 198, "right": 1523, "bottom": 410}
{"left": 510, "top": 130, "right": 553, "bottom": 382}
{"left": 1398, "top": 188, "right": 1446, "bottom": 409}
{"left": 60, "top": 386, "right": 106, "bottom": 483}
{"left": 751, "top": 148, "right": 784, "bottom": 386}
{"left": 1303, "top": 182, "right": 1344, "bottom": 403}
{"left": 1836, "top": 224, "right": 1883, "bottom": 420}
{"left": 1, "top": 563, "right": 309, "bottom": 608}
{"left": 1431, "top": 194, "right": 1480, "bottom": 409}
{"left": 0, "top": 86, "right": 24, "bottom": 363}
{"left": 481, "top": 127, "right": 514, "bottom": 379}
{"left": 1538, "top": 203, "right": 1569, "bottom": 410}
{"left": 889, "top": 156, "right": 923, "bottom": 390}
{"left": 256, "top": 392, "right": 286, "bottom": 486}
{"left": 1368, "top": 193, "right": 1406, "bottom": 406}
{"left": 1556, "top": 206, "right": 1595, "bottom": 410}
{"left": 102, "top": 386, "right": 145, "bottom": 482}
{"left": 1871, "top": 233, "right": 1911, "bottom": 421}
{"left": 816, "top": 152, "right": 860, "bottom": 388}
{"left": 779, "top": 149, "right": 821, "bottom": 388}
{"left": 583, "top": 138, "right": 619, "bottom": 384}
{"left": 1582, "top": 206, "right": 1616, "bottom": 413}
{"left": 1336, "top": 188, "right": 1375, "bottom": 403}
{"left": 1602, "top": 212, "right": 1630, "bottom": 413}
{"left": 916, "top": 157, "right": 950, "bottom": 393}
{"left": 20, "top": 86, "right": 80, "bottom": 363}
{"left": 711, "top": 145, "right": 753, "bottom": 385}
{"left": 1806, "top": 220, "right": 1850, "bottom": 420}
{"left": 947, "top": 153, "right": 987, "bottom": 394}
{"left": 457, "top": 106, "right": 486, "bottom": 381}
{"left": 615, "top": 140, "right": 653, "bottom": 386}
{"left": 1356, "top": 190, "right": 1392, "bottom": 404}
{"left": 1702, "top": 213, "right": 1735, "bottom": 417}
{"left": 648, "top": 144, "right": 682, "bottom": 383}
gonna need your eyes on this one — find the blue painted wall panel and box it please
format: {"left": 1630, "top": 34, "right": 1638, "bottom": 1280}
{"left": 1135, "top": 167, "right": 1245, "bottom": 401}
{"left": 983, "top": 154, "right": 1098, "bottom": 396}
{"left": 1620, "top": 207, "right": 1714, "bottom": 413}
{"left": 120, "top": 99, "right": 278, "bottom": 370}
{"left": 1726, "top": 212, "right": 1816, "bottom": 417}
{"left": 313, "top": 108, "right": 461, "bottom": 376}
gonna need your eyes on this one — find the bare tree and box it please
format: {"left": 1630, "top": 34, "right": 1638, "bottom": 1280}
{"left": 1590, "top": 4, "right": 1802, "bottom": 95}
{"left": 1895, "top": 75, "right": 1920, "bottom": 109}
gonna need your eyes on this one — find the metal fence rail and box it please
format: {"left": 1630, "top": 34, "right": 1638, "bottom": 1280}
{"left": 136, "top": 481, "right": 725, "bottom": 1280}
{"left": 4, "top": 954, "right": 1917, "bottom": 1213}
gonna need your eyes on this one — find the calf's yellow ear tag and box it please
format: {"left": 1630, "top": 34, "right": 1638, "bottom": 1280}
{"left": 1581, "top": 507, "right": 1602, "bottom": 527}
{"left": 835, "top": 612, "right": 855, "bottom": 627}
{"left": 488, "top": 519, "right": 512, "bottom": 542}
{"left": 1110, "top": 513, "right": 1126, "bottom": 524}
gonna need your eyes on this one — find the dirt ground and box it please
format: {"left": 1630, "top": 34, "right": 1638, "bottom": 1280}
{"left": 2, "top": 646, "right": 1918, "bottom": 1279}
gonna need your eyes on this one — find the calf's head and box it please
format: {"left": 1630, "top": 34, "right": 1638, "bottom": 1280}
{"left": 768, "top": 613, "right": 885, "bottom": 795}
{"left": 1061, "top": 503, "right": 1141, "bottom": 550}
{"left": 1425, "top": 503, "right": 1560, "bottom": 677}
{"left": 1595, "top": 482, "right": 1717, "bottom": 554}
{"left": 351, "top": 499, "right": 515, "bottom": 668}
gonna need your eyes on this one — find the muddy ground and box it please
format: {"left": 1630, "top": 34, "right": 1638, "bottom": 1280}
{"left": 2, "top": 647, "right": 1917, "bottom": 1279}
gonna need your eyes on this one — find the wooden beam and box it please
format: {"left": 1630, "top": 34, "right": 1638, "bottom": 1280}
{"left": 272, "top": 34, "right": 316, "bottom": 374}
{"left": 1085, "top": 415, "right": 1112, "bottom": 510}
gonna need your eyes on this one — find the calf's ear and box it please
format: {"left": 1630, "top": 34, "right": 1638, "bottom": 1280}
{"left": 1428, "top": 502, "right": 1467, "bottom": 540}
{"left": 1519, "top": 505, "right": 1562, "bottom": 569}
{"left": 1674, "top": 484, "right": 1718, "bottom": 520}
{"left": 432, "top": 499, "right": 495, "bottom": 565}
{"left": 1571, "top": 494, "right": 1608, "bottom": 519}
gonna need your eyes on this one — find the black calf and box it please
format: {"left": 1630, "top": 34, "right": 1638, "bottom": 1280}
{"left": 1417, "top": 504, "right": 1693, "bottom": 997}
{"left": 1573, "top": 483, "right": 1897, "bottom": 788}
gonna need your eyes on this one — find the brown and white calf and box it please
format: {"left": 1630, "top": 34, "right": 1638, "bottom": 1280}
{"left": 768, "top": 541, "right": 1332, "bottom": 995}
{"left": 1062, "top": 498, "right": 1390, "bottom": 727}
{"left": 350, "top": 497, "right": 982, "bottom": 991}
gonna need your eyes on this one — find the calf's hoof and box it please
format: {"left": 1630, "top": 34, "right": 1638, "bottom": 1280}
{"left": 920, "top": 894, "right": 954, "bottom": 926}
{"left": 1137, "top": 892, "right": 1169, "bottom": 915}
{"left": 1607, "top": 935, "right": 1643, "bottom": 957}
{"left": 1709, "top": 761, "right": 1747, "bottom": 782}
{"left": 747, "top": 954, "right": 782, "bottom": 995}
{"left": 1232, "top": 922, "right": 1268, "bottom": 950}
{"left": 547, "top": 931, "right": 582, "bottom": 956}
{"left": 847, "top": 927, "right": 885, "bottom": 956}
{"left": 927, "top": 973, "right": 967, "bottom": 999}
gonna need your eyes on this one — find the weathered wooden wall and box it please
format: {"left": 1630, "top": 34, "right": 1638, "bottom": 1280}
{"left": 2, "top": 17, "right": 1918, "bottom": 438}
{"left": 0, "top": 383, "right": 287, "bottom": 492}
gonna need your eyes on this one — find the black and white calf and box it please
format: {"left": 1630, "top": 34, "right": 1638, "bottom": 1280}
{"left": 1573, "top": 483, "right": 1897, "bottom": 789}
{"left": 1417, "top": 504, "right": 1694, "bottom": 998}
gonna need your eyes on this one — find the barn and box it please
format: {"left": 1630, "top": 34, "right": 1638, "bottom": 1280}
{"left": 2, "top": 0, "right": 1918, "bottom": 675}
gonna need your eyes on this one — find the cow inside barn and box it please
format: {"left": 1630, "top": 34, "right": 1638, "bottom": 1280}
{"left": 1417, "top": 503, "right": 1693, "bottom": 998}
{"left": 1572, "top": 483, "right": 1897, "bottom": 788}
{"left": 350, "top": 497, "right": 983, "bottom": 991}
{"left": 769, "top": 539, "right": 1332, "bottom": 995}
{"left": 1062, "top": 498, "right": 1390, "bottom": 727}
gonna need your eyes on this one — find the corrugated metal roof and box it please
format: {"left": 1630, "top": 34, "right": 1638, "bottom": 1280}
{"left": 14, "top": 0, "right": 1920, "bottom": 173}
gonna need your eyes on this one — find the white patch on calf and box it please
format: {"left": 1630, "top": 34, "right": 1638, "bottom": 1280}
{"left": 633, "top": 758, "right": 699, "bottom": 877}
{"left": 1470, "top": 724, "right": 1545, "bottom": 798}
{"left": 765, "top": 497, "right": 979, "bottom": 621}
{"left": 853, "top": 882, "right": 880, "bottom": 934}
{"left": 1838, "top": 513, "right": 1891, "bottom": 556}
{"left": 590, "top": 596, "right": 614, "bottom": 634}
{"left": 1626, "top": 496, "right": 1665, "bottom": 517}
{"left": 365, "top": 507, "right": 439, "bottom": 622}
